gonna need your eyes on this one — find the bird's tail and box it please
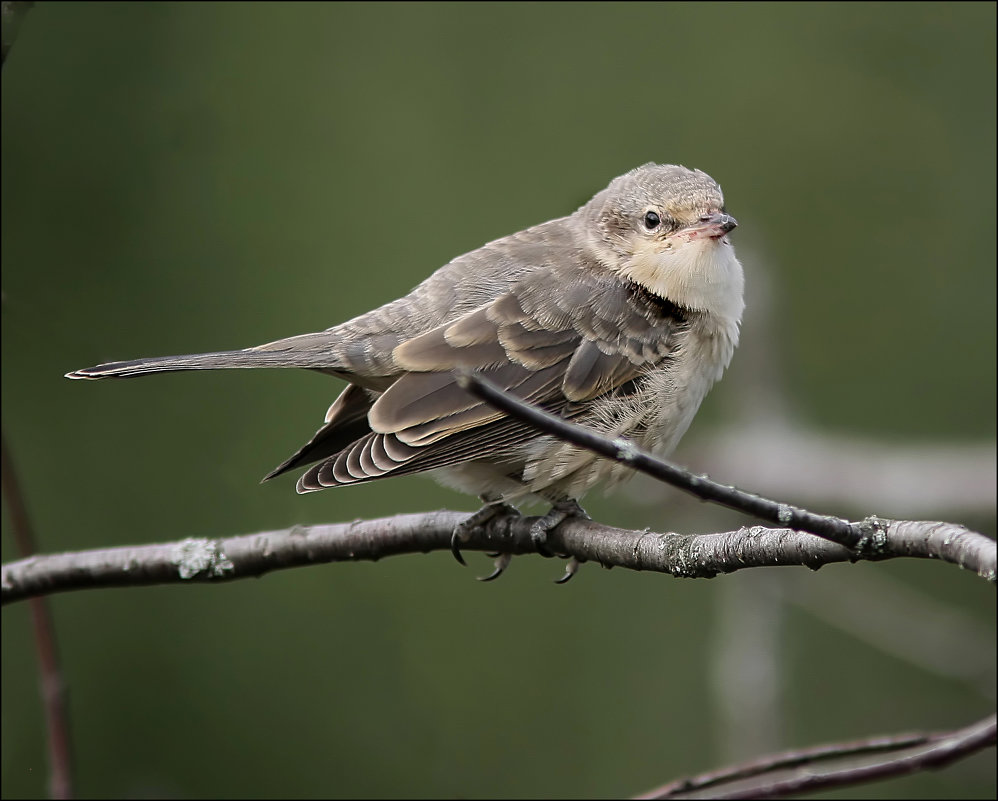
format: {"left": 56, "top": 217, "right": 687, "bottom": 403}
{"left": 67, "top": 350, "right": 301, "bottom": 379}
{"left": 65, "top": 332, "right": 351, "bottom": 379}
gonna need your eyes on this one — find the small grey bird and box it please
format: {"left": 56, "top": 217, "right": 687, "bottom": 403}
{"left": 68, "top": 164, "right": 743, "bottom": 569}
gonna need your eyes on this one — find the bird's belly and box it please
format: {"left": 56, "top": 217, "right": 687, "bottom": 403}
{"left": 503, "top": 371, "right": 702, "bottom": 500}
{"left": 430, "top": 326, "right": 734, "bottom": 505}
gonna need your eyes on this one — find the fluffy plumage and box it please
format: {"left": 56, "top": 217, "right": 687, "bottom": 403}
{"left": 68, "top": 163, "right": 744, "bottom": 506}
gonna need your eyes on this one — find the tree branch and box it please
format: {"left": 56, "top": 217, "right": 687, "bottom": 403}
{"left": 2, "top": 510, "right": 994, "bottom": 605}
{"left": 636, "top": 713, "right": 996, "bottom": 799}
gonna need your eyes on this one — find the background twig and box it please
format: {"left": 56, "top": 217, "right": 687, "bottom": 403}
{"left": 2, "top": 432, "right": 74, "bottom": 799}
{"left": 637, "top": 714, "right": 997, "bottom": 799}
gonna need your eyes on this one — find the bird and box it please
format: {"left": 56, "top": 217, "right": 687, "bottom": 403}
{"left": 67, "top": 163, "right": 744, "bottom": 578}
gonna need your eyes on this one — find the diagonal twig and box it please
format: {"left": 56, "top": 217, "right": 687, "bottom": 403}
{"left": 456, "top": 372, "right": 994, "bottom": 564}
{"left": 2, "top": 432, "right": 74, "bottom": 798}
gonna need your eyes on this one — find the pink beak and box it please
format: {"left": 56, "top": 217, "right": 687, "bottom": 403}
{"left": 684, "top": 212, "right": 738, "bottom": 240}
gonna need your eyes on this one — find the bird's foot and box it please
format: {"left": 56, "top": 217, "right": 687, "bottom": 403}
{"left": 451, "top": 501, "right": 520, "bottom": 568}
{"left": 452, "top": 498, "right": 587, "bottom": 583}
{"left": 530, "top": 499, "right": 589, "bottom": 583}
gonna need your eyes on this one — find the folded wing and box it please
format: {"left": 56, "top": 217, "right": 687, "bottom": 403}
{"left": 293, "top": 267, "right": 688, "bottom": 492}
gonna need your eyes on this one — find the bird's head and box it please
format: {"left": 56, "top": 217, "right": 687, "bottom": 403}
{"left": 583, "top": 163, "right": 744, "bottom": 325}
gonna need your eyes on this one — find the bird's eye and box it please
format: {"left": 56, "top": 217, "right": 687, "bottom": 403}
{"left": 643, "top": 211, "right": 661, "bottom": 230}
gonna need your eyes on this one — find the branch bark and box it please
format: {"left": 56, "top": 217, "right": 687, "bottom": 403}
{"left": 2, "top": 510, "right": 994, "bottom": 605}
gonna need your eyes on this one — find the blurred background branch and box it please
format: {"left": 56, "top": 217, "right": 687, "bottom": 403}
{"left": 638, "top": 714, "right": 997, "bottom": 800}
{"left": 1, "top": 1, "right": 33, "bottom": 66}
{"left": 2, "top": 433, "right": 73, "bottom": 798}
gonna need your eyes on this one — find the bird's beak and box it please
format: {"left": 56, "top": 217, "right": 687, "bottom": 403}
{"left": 683, "top": 212, "right": 738, "bottom": 240}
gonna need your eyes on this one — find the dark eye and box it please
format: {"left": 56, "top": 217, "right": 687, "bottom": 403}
{"left": 644, "top": 211, "right": 661, "bottom": 230}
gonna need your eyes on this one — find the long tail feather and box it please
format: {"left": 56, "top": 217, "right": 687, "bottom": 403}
{"left": 66, "top": 349, "right": 330, "bottom": 379}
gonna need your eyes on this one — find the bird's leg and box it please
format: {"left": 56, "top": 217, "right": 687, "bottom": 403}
{"left": 530, "top": 498, "right": 589, "bottom": 557}
{"left": 451, "top": 496, "right": 520, "bottom": 568}
{"left": 529, "top": 498, "right": 589, "bottom": 583}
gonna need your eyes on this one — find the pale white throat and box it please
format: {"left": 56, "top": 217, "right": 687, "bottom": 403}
{"left": 622, "top": 231, "right": 745, "bottom": 326}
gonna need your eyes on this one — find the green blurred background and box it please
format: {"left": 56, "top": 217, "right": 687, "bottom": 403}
{"left": 2, "top": 2, "right": 995, "bottom": 798}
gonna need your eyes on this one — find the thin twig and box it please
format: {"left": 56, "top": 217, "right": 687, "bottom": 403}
{"left": 2, "top": 432, "right": 74, "bottom": 798}
{"left": 457, "top": 372, "right": 979, "bottom": 556}
{"left": 637, "top": 731, "right": 937, "bottom": 798}
{"left": 637, "top": 714, "right": 996, "bottom": 799}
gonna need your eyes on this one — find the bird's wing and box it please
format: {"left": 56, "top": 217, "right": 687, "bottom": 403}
{"left": 263, "top": 383, "right": 376, "bottom": 480}
{"left": 297, "top": 267, "right": 689, "bottom": 491}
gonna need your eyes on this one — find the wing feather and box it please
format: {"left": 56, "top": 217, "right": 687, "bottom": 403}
{"left": 295, "top": 266, "right": 689, "bottom": 492}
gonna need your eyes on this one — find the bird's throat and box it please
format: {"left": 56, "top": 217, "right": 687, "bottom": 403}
{"left": 622, "top": 240, "right": 745, "bottom": 325}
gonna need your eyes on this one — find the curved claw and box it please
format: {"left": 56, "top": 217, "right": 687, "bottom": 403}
{"left": 478, "top": 553, "right": 512, "bottom": 582}
{"left": 554, "top": 556, "right": 581, "bottom": 584}
{"left": 450, "top": 530, "right": 469, "bottom": 567}
{"left": 452, "top": 501, "right": 520, "bottom": 570}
